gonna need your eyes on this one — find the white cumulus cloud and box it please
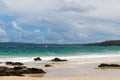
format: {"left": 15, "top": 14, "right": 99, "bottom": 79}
{"left": 12, "top": 21, "right": 25, "bottom": 33}
{"left": 0, "top": 28, "right": 7, "bottom": 36}
{"left": 0, "top": 28, "right": 9, "bottom": 42}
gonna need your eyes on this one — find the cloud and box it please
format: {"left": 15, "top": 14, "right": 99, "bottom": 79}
{"left": 0, "top": 0, "right": 120, "bottom": 43}
{"left": 87, "top": 0, "right": 120, "bottom": 21}
{"left": 3, "top": 0, "right": 57, "bottom": 16}
{"left": 0, "top": 0, "right": 7, "bottom": 10}
{"left": 34, "top": 29, "right": 40, "bottom": 33}
{"left": 12, "top": 21, "right": 25, "bottom": 33}
{"left": 0, "top": 0, "right": 8, "bottom": 15}
{"left": 56, "top": 0, "right": 95, "bottom": 12}
{"left": 0, "top": 28, "right": 7, "bottom": 36}
{"left": 0, "top": 28, "right": 9, "bottom": 42}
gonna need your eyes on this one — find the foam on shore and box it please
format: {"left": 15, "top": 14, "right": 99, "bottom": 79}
{"left": 0, "top": 54, "right": 120, "bottom": 64}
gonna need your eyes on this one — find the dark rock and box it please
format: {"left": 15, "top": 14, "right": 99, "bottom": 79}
{"left": 27, "top": 68, "right": 46, "bottom": 74}
{"left": 98, "top": 63, "right": 120, "bottom": 68}
{"left": 45, "top": 64, "right": 52, "bottom": 67}
{"left": 34, "top": 57, "right": 42, "bottom": 61}
{"left": 13, "top": 62, "right": 24, "bottom": 65}
{"left": 0, "top": 66, "right": 46, "bottom": 76}
{"left": 0, "top": 66, "right": 22, "bottom": 76}
{"left": 110, "top": 64, "right": 120, "bottom": 67}
{"left": 51, "top": 58, "right": 67, "bottom": 62}
{"left": 0, "top": 66, "right": 11, "bottom": 73}
{"left": 14, "top": 66, "right": 27, "bottom": 70}
{"left": 98, "top": 63, "right": 109, "bottom": 67}
{"left": 5, "top": 62, "right": 24, "bottom": 66}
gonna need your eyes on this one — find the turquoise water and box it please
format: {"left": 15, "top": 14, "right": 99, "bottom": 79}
{"left": 0, "top": 45, "right": 120, "bottom": 62}
{"left": 0, "top": 46, "right": 120, "bottom": 57}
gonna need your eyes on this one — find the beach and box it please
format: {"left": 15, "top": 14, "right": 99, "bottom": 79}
{"left": 1, "top": 58, "right": 120, "bottom": 80}
{"left": 0, "top": 63, "right": 120, "bottom": 80}
{"left": 0, "top": 46, "right": 120, "bottom": 79}
{"left": 1, "top": 0, "right": 120, "bottom": 79}
{"left": 0, "top": 77, "right": 120, "bottom": 80}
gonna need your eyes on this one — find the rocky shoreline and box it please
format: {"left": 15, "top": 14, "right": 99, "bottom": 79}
{"left": 0, "top": 66, "right": 46, "bottom": 76}
{"left": 0, "top": 57, "right": 68, "bottom": 76}
{"left": 1, "top": 57, "right": 120, "bottom": 77}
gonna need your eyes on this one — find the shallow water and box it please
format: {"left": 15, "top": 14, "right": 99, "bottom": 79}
{"left": 0, "top": 45, "right": 120, "bottom": 62}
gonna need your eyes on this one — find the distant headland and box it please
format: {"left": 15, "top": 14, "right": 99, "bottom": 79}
{"left": 84, "top": 40, "right": 120, "bottom": 46}
{"left": 0, "top": 40, "right": 120, "bottom": 46}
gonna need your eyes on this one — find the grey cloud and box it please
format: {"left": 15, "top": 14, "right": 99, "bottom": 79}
{"left": 1, "top": 0, "right": 120, "bottom": 43}
{"left": 56, "top": 0, "right": 96, "bottom": 12}
{"left": 0, "top": 0, "right": 7, "bottom": 10}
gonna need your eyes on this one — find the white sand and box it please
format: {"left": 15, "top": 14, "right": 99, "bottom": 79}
{"left": 0, "top": 76, "right": 119, "bottom": 80}
{"left": 1, "top": 59, "right": 120, "bottom": 80}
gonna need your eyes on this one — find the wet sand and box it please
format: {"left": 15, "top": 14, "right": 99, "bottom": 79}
{"left": 1, "top": 60, "right": 120, "bottom": 80}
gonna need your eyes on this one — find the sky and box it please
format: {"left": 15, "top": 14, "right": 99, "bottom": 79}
{"left": 0, "top": 0, "right": 120, "bottom": 43}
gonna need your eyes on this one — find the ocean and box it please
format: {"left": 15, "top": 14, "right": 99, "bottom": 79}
{"left": 0, "top": 45, "right": 120, "bottom": 63}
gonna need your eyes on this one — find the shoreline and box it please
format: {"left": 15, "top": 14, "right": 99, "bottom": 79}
{"left": 1, "top": 53, "right": 120, "bottom": 63}
{"left": 1, "top": 57, "right": 120, "bottom": 79}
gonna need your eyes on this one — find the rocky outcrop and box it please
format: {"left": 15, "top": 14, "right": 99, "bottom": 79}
{"left": 5, "top": 62, "right": 24, "bottom": 66}
{"left": 98, "top": 63, "right": 120, "bottom": 68}
{"left": 0, "top": 66, "right": 23, "bottom": 76}
{"left": 13, "top": 66, "right": 27, "bottom": 70}
{"left": 27, "top": 68, "right": 45, "bottom": 74}
{"left": 34, "top": 57, "right": 42, "bottom": 61}
{"left": 0, "top": 66, "right": 46, "bottom": 76}
{"left": 51, "top": 58, "right": 67, "bottom": 62}
{"left": 45, "top": 64, "right": 52, "bottom": 67}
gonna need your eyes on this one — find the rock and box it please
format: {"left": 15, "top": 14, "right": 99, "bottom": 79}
{"left": 51, "top": 58, "right": 67, "bottom": 62}
{"left": 27, "top": 68, "right": 46, "bottom": 74}
{"left": 98, "top": 63, "right": 109, "bottom": 67}
{"left": 0, "top": 66, "right": 22, "bottom": 76}
{"left": 45, "top": 64, "right": 52, "bottom": 67}
{"left": 98, "top": 63, "right": 120, "bottom": 68}
{"left": 13, "top": 62, "right": 23, "bottom": 65}
{"left": 110, "top": 64, "right": 120, "bottom": 67}
{"left": 0, "top": 66, "right": 46, "bottom": 76}
{"left": 34, "top": 57, "right": 42, "bottom": 61}
{"left": 5, "top": 62, "right": 24, "bottom": 66}
{"left": 0, "top": 66, "right": 11, "bottom": 73}
{"left": 14, "top": 66, "right": 27, "bottom": 70}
